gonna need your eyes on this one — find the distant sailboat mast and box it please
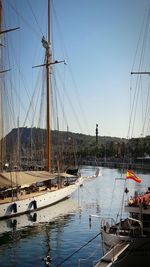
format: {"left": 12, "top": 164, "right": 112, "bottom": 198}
{"left": 0, "top": 0, "right": 19, "bottom": 171}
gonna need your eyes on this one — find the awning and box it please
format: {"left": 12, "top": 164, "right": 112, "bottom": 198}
{"left": 0, "top": 171, "right": 56, "bottom": 188}
{"left": 0, "top": 171, "right": 76, "bottom": 188}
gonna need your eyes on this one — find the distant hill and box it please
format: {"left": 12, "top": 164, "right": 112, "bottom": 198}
{"left": 4, "top": 127, "right": 126, "bottom": 154}
{"left": 1, "top": 127, "right": 149, "bottom": 169}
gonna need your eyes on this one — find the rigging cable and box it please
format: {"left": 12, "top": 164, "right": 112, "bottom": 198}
{"left": 56, "top": 232, "right": 101, "bottom": 266}
{"left": 142, "top": 80, "right": 150, "bottom": 135}
{"left": 131, "top": 5, "right": 150, "bottom": 71}
{"left": 3, "top": 8, "right": 39, "bottom": 131}
{"left": 51, "top": 0, "right": 90, "bottom": 134}
{"left": 57, "top": 69, "right": 84, "bottom": 132}
{"left": 78, "top": 241, "right": 101, "bottom": 267}
{"left": 26, "top": 0, "right": 44, "bottom": 37}
{"left": 108, "top": 177, "right": 117, "bottom": 218}
{"left": 129, "top": 5, "right": 150, "bottom": 138}
{"left": 5, "top": 0, "right": 41, "bottom": 38}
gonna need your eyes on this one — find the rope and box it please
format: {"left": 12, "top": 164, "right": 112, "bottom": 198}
{"left": 108, "top": 178, "right": 117, "bottom": 218}
{"left": 51, "top": 0, "right": 90, "bottom": 135}
{"left": 129, "top": 4, "right": 150, "bottom": 138}
{"left": 6, "top": 0, "right": 41, "bottom": 38}
{"left": 56, "top": 232, "right": 101, "bottom": 266}
{"left": 27, "top": 0, "right": 44, "bottom": 37}
{"left": 78, "top": 241, "right": 101, "bottom": 267}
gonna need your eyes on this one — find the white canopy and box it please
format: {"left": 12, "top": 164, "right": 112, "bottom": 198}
{"left": 0, "top": 171, "right": 76, "bottom": 188}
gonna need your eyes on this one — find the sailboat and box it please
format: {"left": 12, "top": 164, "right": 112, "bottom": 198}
{"left": 98, "top": 172, "right": 150, "bottom": 266}
{"left": 93, "top": 8, "right": 150, "bottom": 267}
{"left": 0, "top": 0, "right": 84, "bottom": 219}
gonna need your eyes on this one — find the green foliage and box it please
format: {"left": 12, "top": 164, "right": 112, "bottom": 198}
{"left": 3, "top": 128, "right": 150, "bottom": 162}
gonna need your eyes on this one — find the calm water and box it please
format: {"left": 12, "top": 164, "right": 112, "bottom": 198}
{"left": 0, "top": 166, "right": 149, "bottom": 267}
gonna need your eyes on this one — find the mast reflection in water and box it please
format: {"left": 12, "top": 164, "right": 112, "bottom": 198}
{"left": 0, "top": 166, "right": 149, "bottom": 267}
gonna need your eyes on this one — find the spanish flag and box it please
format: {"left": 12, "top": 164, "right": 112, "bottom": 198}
{"left": 126, "top": 170, "right": 141, "bottom": 183}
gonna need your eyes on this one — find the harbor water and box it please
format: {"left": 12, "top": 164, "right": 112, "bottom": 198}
{"left": 0, "top": 166, "right": 149, "bottom": 267}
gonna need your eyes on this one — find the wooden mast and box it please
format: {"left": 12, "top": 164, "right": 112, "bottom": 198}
{"left": 46, "top": 0, "right": 51, "bottom": 172}
{"left": 0, "top": 1, "right": 19, "bottom": 172}
{"left": 33, "top": 1, "right": 51, "bottom": 172}
{"left": 0, "top": 0, "right": 2, "bottom": 171}
{"left": 40, "top": 0, "right": 65, "bottom": 172}
{"left": 0, "top": 1, "right": 2, "bottom": 31}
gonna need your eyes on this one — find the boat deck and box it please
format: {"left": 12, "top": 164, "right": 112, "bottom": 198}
{"left": 95, "top": 242, "right": 130, "bottom": 267}
{"left": 0, "top": 171, "right": 78, "bottom": 205}
{"left": 0, "top": 187, "right": 59, "bottom": 205}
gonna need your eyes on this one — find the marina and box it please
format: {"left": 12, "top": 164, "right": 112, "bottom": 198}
{"left": 0, "top": 0, "right": 150, "bottom": 266}
{"left": 0, "top": 166, "right": 150, "bottom": 266}
{"left": 0, "top": 0, "right": 87, "bottom": 219}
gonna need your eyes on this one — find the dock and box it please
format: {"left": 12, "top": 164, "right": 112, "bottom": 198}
{"left": 95, "top": 242, "right": 130, "bottom": 267}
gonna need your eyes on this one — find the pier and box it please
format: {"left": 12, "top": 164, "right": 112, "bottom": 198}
{"left": 81, "top": 160, "right": 150, "bottom": 171}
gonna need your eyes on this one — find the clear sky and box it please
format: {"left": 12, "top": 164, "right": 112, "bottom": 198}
{"left": 2, "top": 0, "right": 150, "bottom": 138}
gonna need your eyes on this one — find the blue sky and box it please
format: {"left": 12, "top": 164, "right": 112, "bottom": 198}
{"left": 2, "top": 0, "right": 150, "bottom": 138}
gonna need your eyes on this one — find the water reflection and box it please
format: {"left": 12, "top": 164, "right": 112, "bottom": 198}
{"left": 0, "top": 198, "right": 80, "bottom": 235}
{"left": 0, "top": 198, "right": 82, "bottom": 267}
{"left": 0, "top": 167, "right": 149, "bottom": 267}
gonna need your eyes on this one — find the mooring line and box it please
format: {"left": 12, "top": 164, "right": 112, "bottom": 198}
{"left": 56, "top": 231, "right": 101, "bottom": 266}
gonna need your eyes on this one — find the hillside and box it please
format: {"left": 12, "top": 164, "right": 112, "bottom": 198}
{"left": 1, "top": 127, "right": 149, "bottom": 170}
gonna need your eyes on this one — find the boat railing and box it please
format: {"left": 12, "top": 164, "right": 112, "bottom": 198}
{"left": 101, "top": 217, "right": 116, "bottom": 228}
{"left": 128, "top": 217, "right": 143, "bottom": 236}
{"left": 88, "top": 214, "right": 116, "bottom": 230}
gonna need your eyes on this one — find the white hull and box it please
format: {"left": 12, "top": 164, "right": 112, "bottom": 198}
{"left": 0, "top": 177, "right": 83, "bottom": 219}
{"left": 0, "top": 198, "right": 80, "bottom": 234}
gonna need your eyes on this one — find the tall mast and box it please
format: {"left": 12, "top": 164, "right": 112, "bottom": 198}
{"left": 0, "top": 0, "right": 2, "bottom": 171}
{"left": 0, "top": 1, "right": 19, "bottom": 171}
{"left": 0, "top": 1, "right": 2, "bottom": 32}
{"left": 34, "top": 1, "right": 51, "bottom": 172}
{"left": 46, "top": 0, "right": 51, "bottom": 171}
{"left": 40, "top": 0, "right": 65, "bottom": 171}
{"left": 41, "top": 0, "right": 51, "bottom": 172}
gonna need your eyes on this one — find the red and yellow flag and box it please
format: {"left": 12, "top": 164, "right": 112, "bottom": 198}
{"left": 126, "top": 170, "right": 141, "bottom": 183}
